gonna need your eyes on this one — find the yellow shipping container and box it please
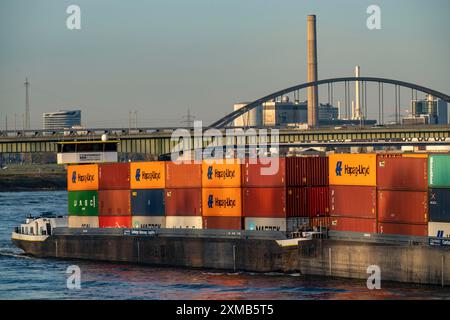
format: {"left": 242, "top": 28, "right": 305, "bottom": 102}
{"left": 130, "top": 162, "right": 166, "bottom": 189}
{"left": 328, "top": 153, "right": 377, "bottom": 186}
{"left": 67, "top": 164, "right": 99, "bottom": 191}
{"left": 201, "top": 161, "right": 242, "bottom": 187}
{"left": 402, "top": 153, "right": 429, "bottom": 159}
{"left": 202, "top": 188, "right": 242, "bottom": 217}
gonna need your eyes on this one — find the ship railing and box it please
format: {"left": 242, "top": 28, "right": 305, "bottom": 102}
{"left": 327, "top": 230, "right": 430, "bottom": 246}
{"left": 52, "top": 227, "right": 288, "bottom": 240}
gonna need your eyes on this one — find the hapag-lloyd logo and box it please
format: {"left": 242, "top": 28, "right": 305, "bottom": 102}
{"left": 207, "top": 166, "right": 236, "bottom": 180}
{"left": 207, "top": 195, "right": 236, "bottom": 209}
{"left": 336, "top": 161, "right": 370, "bottom": 177}
{"left": 135, "top": 169, "right": 161, "bottom": 182}
{"left": 73, "top": 171, "right": 95, "bottom": 183}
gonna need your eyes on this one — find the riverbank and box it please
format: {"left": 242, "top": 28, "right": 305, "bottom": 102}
{"left": 0, "top": 164, "right": 66, "bottom": 191}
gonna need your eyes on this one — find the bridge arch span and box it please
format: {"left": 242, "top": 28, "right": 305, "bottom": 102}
{"left": 210, "top": 77, "right": 450, "bottom": 128}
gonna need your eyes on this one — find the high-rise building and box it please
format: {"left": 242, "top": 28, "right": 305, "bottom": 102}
{"left": 410, "top": 95, "right": 448, "bottom": 124}
{"left": 43, "top": 110, "right": 81, "bottom": 130}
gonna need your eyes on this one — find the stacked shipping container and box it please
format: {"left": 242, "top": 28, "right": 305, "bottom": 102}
{"left": 98, "top": 163, "right": 131, "bottom": 228}
{"left": 129, "top": 162, "right": 166, "bottom": 228}
{"left": 329, "top": 154, "right": 378, "bottom": 233}
{"left": 428, "top": 155, "right": 450, "bottom": 238}
{"left": 286, "top": 157, "right": 329, "bottom": 231}
{"left": 242, "top": 158, "right": 286, "bottom": 231}
{"left": 67, "top": 164, "right": 99, "bottom": 228}
{"left": 165, "top": 162, "right": 203, "bottom": 228}
{"left": 202, "top": 161, "right": 242, "bottom": 230}
{"left": 377, "top": 157, "right": 428, "bottom": 236}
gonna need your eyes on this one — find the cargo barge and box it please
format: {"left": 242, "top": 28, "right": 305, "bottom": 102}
{"left": 10, "top": 140, "right": 450, "bottom": 286}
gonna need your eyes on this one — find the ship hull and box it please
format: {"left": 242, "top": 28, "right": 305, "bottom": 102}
{"left": 11, "top": 230, "right": 450, "bottom": 286}
{"left": 12, "top": 233, "right": 293, "bottom": 273}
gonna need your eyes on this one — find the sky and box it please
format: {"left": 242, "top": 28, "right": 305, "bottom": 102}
{"left": 1, "top": 0, "right": 449, "bottom": 129}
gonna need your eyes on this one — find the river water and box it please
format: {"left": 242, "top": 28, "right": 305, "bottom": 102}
{"left": 0, "top": 191, "right": 448, "bottom": 300}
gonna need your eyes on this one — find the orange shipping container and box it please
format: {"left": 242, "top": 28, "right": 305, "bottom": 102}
{"left": 402, "top": 153, "right": 429, "bottom": 159}
{"left": 202, "top": 188, "right": 242, "bottom": 217}
{"left": 130, "top": 162, "right": 165, "bottom": 189}
{"left": 165, "top": 162, "right": 202, "bottom": 188}
{"left": 328, "top": 153, "right": 377, "bottom": 186}
{"left": 67, "top": 164, "right": 99, "bottom": 191}
{"left": 201, "top": 162, "right": 241, "bottom": 188}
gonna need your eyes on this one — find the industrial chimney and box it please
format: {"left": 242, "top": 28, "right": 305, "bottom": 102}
{"left": 307, "top": 15, "right": 318, "bottom": 127}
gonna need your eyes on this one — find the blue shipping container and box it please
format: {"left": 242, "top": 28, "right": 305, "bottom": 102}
{"left": 429, "top": 188, "right": 450, "bottom": 222}
{"left": 131, "top": 189, "right": 165, "bottom": 216}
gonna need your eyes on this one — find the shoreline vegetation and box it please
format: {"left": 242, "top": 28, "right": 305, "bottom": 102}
{"left": 0, "top": 164, "right": 66, "bottom": 192}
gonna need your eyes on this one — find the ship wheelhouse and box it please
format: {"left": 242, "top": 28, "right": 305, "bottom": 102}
{"left": 56, "top": 140, "right": 119, "bottom": 164}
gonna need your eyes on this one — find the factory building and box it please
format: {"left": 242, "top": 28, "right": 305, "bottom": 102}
{"left": 403, "top": 95, "right": 448, "bottom": 125}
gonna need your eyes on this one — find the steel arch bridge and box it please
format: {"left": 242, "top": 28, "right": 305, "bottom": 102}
{"left": 210, "top": 77, "right": 450, "bottom": 128}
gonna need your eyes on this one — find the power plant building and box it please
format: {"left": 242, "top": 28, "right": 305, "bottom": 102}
{"left": 43, "top": 110, "right": 81, "bottom": 130}
{"left": 409, "top": 95, "right": 448, "bottom": 125}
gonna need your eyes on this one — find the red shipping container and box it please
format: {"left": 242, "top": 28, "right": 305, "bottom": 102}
{"left": 286, "top": 157, "right": 329, "bottom": 187}
{"left": 165, "top": 162, "right": 202, "bottom": 188}
{"left": 242, "top": 187, "right": 286, "bottom": 218}
{"left": 202, "top": 217, "right": 242, "bottom": 230}
{"left": 376, "top": 157, "right": 427, "bottom": 191}
{"left": 242, "top": 158, "right": 285, "bottom": 187}
{"left": 99, "top": 216, "right": 132, "bottom": 228}
{"left": 99, "top": 163, "right": 130, "bottom": 190}
{"left": 330, "top": 186, "right": 376, "bottom": 218}
{"left": 99, "top": 190, "right": 131, "bottom": 216}
{"left": 286, "top": 187, "right": 329, "bottom": 217}
{"left": 378, "top": 222, "right": 427, "bottom": 237}
{"left": 329, "top": 217, "right": 377, "bottom": 233}
{"left": 377, "top": 190, "right": 428, "bottom": 224}
{"left": 165, "top": 188, "right": 202, "bottom": 216}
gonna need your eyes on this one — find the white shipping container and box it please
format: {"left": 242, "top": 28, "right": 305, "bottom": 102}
{"left": 165, "top": 216, "right": 203, "bottom": 229}
{"left": 68, "top": 216, "right": 99, "bottom": 228}
{"left": 245, "top": 217, "right": 286, "bottom": 232}
{"left": 132, "top": 216, "right": 166, "bottom": 229}
{"left": 428, "top": 222, "right": 450, "bottom": 238}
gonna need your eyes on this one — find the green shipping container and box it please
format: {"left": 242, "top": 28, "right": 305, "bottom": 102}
{"left": 68, "top": 191, "right": 99, "bottom": 216}
{"left": 429, "top": 155, "right": 450, "bottom": 187}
